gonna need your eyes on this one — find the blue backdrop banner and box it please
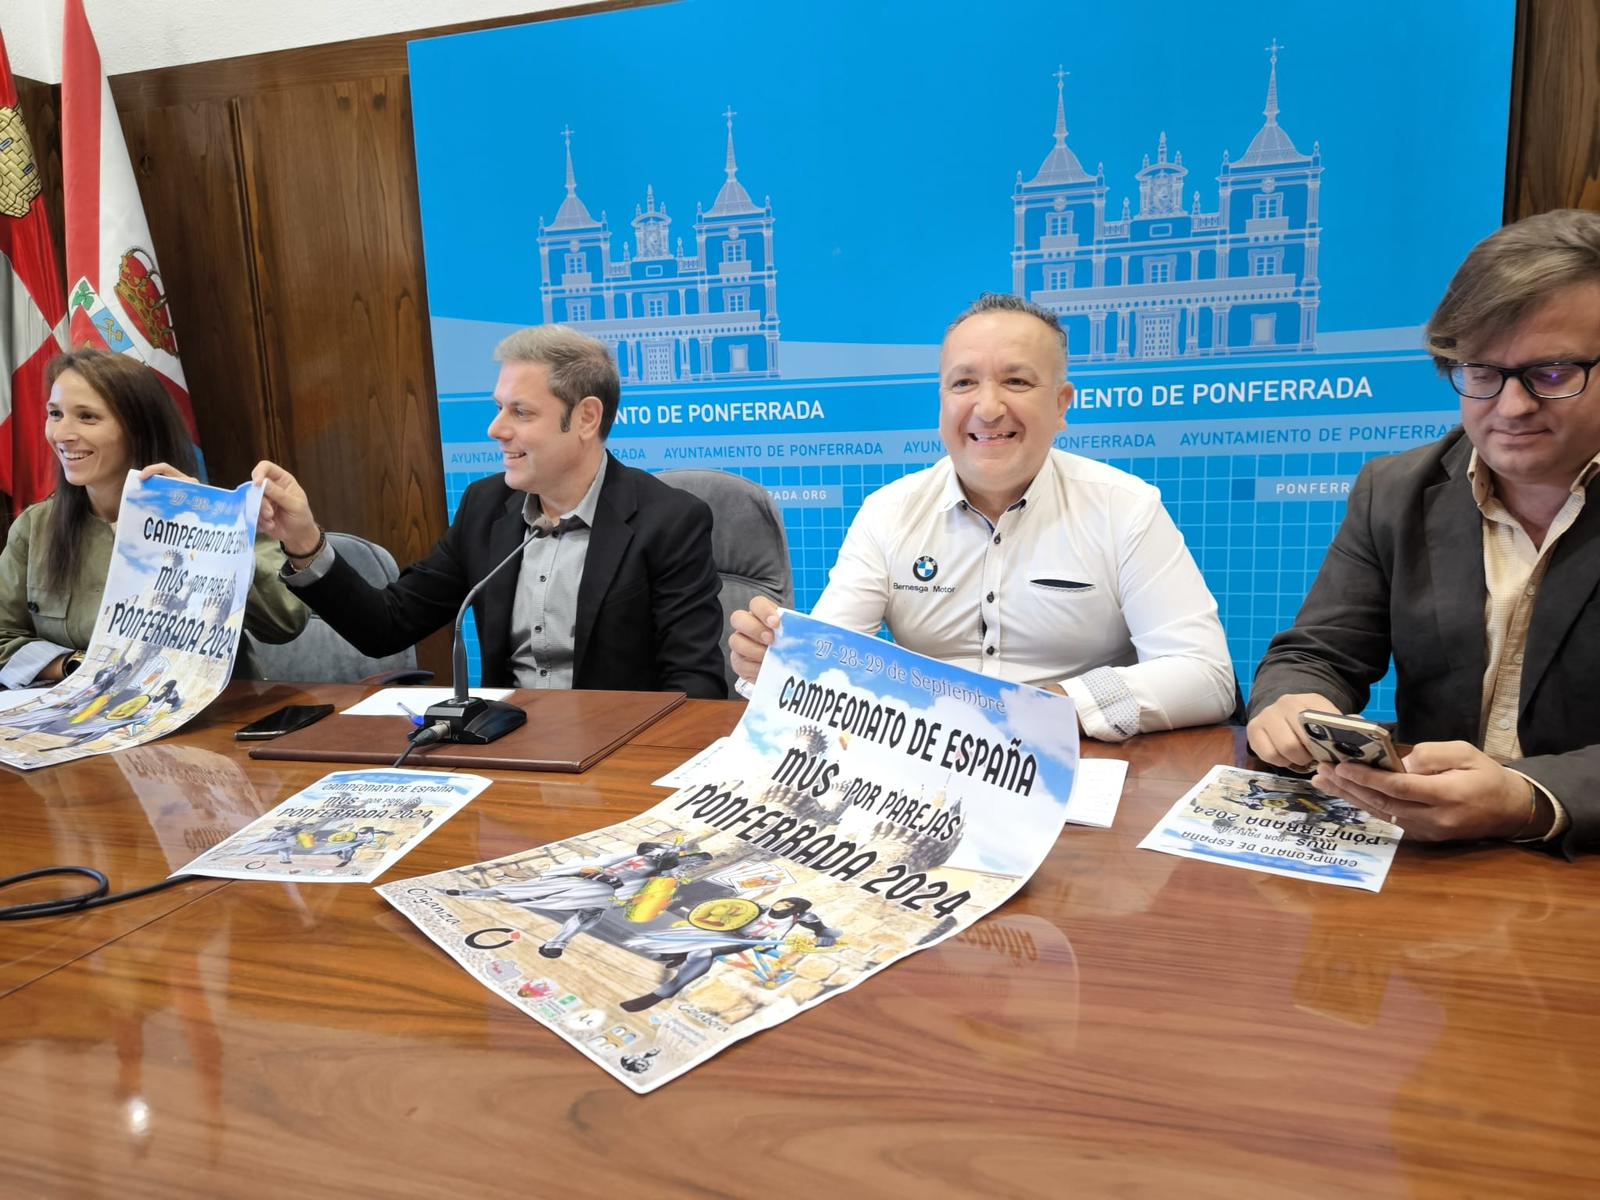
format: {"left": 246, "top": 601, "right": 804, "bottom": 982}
{"left": 408, "top": 0, "right": 1514, "bottom": 710}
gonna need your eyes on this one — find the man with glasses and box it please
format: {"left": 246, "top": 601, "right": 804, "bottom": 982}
{"left": 1248, "top": 209, "right": 1600, "bottom": 853}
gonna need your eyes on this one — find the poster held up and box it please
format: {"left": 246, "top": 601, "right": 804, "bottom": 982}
{"left": 0, "top": 473, "right": 262, "bottom": 770}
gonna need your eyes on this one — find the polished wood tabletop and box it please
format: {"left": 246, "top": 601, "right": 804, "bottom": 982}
{"left": 2, "top": 683, "right": 1597, "bottom": 1199}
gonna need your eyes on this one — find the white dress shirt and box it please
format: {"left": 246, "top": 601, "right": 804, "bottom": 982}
{"left": 812, "top": 450, "right": 1236, "bottom": 741}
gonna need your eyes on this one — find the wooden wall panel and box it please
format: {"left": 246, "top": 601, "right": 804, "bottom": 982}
{"left": 118, "top": 100, "right": 275, "bottom": 487}
{"left": 233, "top": 74, "right": 452, "bottom": 673}
{"left": 235, "top": 75, "right": 442, "bottom": 560}
{"left": 1507, "top": 0, "right": 1600, "bottom": 219}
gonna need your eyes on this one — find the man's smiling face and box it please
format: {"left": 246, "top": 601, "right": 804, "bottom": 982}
{"left": 938, "top": 310, "right": 1073, "bottom": 520}
{"left": 486, "top": 360, "right": 588, "bottom": 497}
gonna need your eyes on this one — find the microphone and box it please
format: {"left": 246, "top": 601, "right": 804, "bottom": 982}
{"left": 423, "top": 522, "right": 551, "bottom": 745}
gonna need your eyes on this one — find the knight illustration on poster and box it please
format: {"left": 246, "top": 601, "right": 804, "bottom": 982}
{"left": 0, "top": 473, "right": 260, "bottom": 769}
{"left": 380, "top": 611, "right": 1080, "bottom": 1092}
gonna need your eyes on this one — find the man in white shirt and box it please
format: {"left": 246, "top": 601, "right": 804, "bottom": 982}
{"left": 729, "top": 294, "right": 1237, "bottom": 741}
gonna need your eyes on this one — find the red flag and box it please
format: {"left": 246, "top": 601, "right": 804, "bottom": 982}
{"left": 0, "top": 31, "right": 68, "bottom": 511}
{"left": 63, "top": 0, "right": 196, "bottom": 438}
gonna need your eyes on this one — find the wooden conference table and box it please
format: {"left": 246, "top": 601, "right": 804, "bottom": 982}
{"left": 2, "top": 683, "right": 1598, "bottom": 1199}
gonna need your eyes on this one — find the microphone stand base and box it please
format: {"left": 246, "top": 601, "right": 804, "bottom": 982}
{"left": 422, "top": 696, "right": 528, "bottom": 745}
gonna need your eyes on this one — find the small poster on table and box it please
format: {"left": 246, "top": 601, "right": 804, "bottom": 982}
{"left": 1139, "top": 764, "right": 1402, "bottom": 892}
{"left": 178, "top": 768, "right": 489, "bottom": 883}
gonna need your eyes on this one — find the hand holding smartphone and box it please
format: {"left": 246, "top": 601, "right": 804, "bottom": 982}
{"left": 1296, "top": 710, "right": 1405, "bottom": 773}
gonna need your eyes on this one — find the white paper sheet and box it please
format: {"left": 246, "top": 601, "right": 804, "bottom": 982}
{"left": 652, "top": 737, "right": 732, "bottom": 787}
{"left": 341, "top": 687, "right": 515, "bottom": 717}
{"left": 1063, "top": 758, "right": 1128, "bottom": 828}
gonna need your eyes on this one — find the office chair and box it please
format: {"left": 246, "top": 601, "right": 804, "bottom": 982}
{"left": 249, "top": 532, "right": 432, "bottom": 685}
{"left": 658, "top": 469, "right": 794, "bottom": 693}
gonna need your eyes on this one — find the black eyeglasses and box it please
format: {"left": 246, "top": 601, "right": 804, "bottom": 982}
{"left": 1446, "top": 358, "right": 1600, "bottom": 400}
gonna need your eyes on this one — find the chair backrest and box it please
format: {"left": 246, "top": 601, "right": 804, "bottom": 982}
{"left": 251, "top": 533, "right": 421, "bottom": 683}
{"left": 658, "top": 469, "right": 794, "bottom": 692}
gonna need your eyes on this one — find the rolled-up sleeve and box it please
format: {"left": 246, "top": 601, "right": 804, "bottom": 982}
{"left": 0, "top": 508, "right": 63, "bottom": 687}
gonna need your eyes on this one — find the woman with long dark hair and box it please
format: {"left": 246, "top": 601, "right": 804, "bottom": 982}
{"left": 0, "top": 349, "right": 305, "bottom": 685}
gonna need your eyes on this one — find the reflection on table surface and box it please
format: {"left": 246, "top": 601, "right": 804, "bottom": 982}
{"left": 2, "top": 683, "right": 1597, "bottom": 1199}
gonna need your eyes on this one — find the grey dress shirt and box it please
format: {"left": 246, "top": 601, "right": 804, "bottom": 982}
{"left": 508, "top": 458, "right": 607, "bottom": 688}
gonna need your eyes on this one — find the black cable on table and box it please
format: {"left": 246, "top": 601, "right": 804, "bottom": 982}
{"left": 7, "top": 721, "right": 455, "bottom": 918}
{"left": 0, "top": 866, "right": 200, "bottom": 921}
{"left": 393, "top": 720, "right": 450, "bottom": 768}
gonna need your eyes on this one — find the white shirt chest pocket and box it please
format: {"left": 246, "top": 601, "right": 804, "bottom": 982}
{"left": 1022, "top": 575, "right": 1120, "bottom": 629}
{"left": 1027, "top": 577, "right": 1096, "bottom": 594}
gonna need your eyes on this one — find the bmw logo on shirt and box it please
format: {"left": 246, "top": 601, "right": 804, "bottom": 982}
{"left": 913, "top": 555, "right": 938, "bottom": 582}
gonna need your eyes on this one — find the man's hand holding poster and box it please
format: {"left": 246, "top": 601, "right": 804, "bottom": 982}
{"left": 0, "top": 473, "right": 262, "bottom": 770}
{"left": 379, "top": 611, "right": 1080, "bottom": 1092}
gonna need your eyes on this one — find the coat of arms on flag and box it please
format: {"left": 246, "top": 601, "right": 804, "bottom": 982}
{"left": 0, "top": 105, "right": 43, "bottom": 217}
{"left": 68, "top": 278, "right": 136, "bottom": 354}
{"left": 114, "top": 248, "right": 178, "bottom": 355}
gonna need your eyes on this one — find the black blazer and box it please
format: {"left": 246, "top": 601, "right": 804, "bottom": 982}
{"left": 294, "top": 455, "right": 728, "bottom": 699}
{"left": 1250, "top": 429, "right": 1600, "bottom": 852}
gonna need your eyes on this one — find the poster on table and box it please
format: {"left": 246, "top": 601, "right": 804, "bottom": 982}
{"left": 1139, "top": 764, "right": 1401, "bottom": 891}
{"left": 379, "top": 611, "right": 1079, "bottom": 1092}
{"left": 179, "top": 769, "right": 490, "bottom": 883}
{"left": 0, "top": 473, "right": 261, "bottom": 770}
{"left": 408, "top": 0, "right": 1514, "bottom": 712}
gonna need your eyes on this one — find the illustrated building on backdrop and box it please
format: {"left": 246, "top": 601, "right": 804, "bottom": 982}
{"left": 537, "top": 110, "right": 779, "bottom": 384}
{"left": 1012, "top": 44, "right": 1323, "bottom": 362}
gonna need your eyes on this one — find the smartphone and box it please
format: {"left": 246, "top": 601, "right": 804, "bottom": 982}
{"left": 1297, "top": 710, "right": 1405, "bottom": 772}
{"left": 235, "top": 703, "right": 334, "bottom": 741}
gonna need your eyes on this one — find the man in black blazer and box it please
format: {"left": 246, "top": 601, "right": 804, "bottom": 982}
{"left": 1249, "top": 210, "right": 1600, "bottom": 853}
{"left": 253, "top": 326, "right": 727, "bottom": 699}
